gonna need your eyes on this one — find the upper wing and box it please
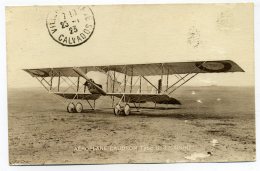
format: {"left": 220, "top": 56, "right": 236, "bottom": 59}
{"left": 125, "top": 60, "right": 244, "bottom": 76}
{"left": 23, "top": 60, "right": 244, "bottom": 77}
{"left": 23, "top": 66, "right": 103, "bottom": 77}
{"left": 107, "top": 93, "right": 181, "bottom": 105}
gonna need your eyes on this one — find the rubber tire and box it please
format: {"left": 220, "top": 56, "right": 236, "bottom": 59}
{"left": 67, "top": 102, "right": 75, "bottom": 113}
{"left": 75, "top": 102, "right": 83, "bottom": 113}
{"left": 124, "top": 104, "right": 131, "bottom": 116}
{"left": 114, "top": 104, "right": 121, "bottom": 116}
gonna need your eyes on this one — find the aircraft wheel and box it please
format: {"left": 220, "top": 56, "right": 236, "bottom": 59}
{"left": 67, "top": 102, "right": 75, "bottom": 113}
{"left": 124, "top": 104, "right": 131, "bottom": 116}
{"left": 114, "top": 104, "right": 121, "bottom": 116}
{"left": 75, "top": 102, "right": 83, "bottom": 113}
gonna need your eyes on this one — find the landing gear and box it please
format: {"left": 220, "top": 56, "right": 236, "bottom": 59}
{"left": 67, "top": 102, "right": 75, "bottom": 113}
{"left": 124, "top": 104, "right": 131, "bottom": 116}
{"left": 114, "top": 104, "right": 121, "bottom": 116}
{"left": 75, "top": 102, "right": 83, "bottom": 113}
{"left": 67, "top": 102, "right": 83, "bottom": 113}
{"left": 113, "top": 103, "right": 131, "bottom": 116}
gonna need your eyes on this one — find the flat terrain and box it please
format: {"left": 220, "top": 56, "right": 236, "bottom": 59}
{"left": 8, "top": 86, "right": 255, "bottom": 164}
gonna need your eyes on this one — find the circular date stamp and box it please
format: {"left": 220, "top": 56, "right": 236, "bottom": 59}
{"left": 46, "top": 6, "right": 95, "bottom": 47}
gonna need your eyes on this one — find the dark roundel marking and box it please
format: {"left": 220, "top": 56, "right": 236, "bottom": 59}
{"left": 28, "top": 69, "right": 49, "bottom": 77}
{"left": 196, "top": 61, "right": 232, "bottom": 72}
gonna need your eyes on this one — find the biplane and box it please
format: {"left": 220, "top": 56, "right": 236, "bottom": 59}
{"left": 23, "top": 60, "right": 244, "bottom": 115}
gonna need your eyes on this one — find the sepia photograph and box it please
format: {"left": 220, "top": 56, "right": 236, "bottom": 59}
{"left": 6, "top": 3, "right": 255, "bottom": 165}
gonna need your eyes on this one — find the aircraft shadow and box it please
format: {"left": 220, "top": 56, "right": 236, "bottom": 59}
{"left": 78, "top": 108, "right": 232, "bottom": 120}
{"left": 128, "top": 110, "right": 233, "bottom": 120}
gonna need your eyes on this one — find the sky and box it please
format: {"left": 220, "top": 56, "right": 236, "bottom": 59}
{"left": 6, "top": 4, "right": 254, "bottom": 88}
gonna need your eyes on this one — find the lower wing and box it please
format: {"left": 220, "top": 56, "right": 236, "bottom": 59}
{"left": 107, "top": 93, "right": 181, "bottom": 105}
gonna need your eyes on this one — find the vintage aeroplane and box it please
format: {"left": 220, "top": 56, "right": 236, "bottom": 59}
{"left": 24, "top": 60, "right": 244, "bottom": 115}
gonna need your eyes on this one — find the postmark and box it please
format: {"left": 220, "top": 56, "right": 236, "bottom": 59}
{"left": 46, "top": 6, "right": 95, "bottom": 47}
{"left": 216, "top": 10, "right": 234, "bottom": 31}
{"left": 187, "top": 26, "right": 200, "bottom": 48}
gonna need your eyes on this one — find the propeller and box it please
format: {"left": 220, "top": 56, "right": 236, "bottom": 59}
{"left": 73, "top": 67, "right": 107, "bottom": 95}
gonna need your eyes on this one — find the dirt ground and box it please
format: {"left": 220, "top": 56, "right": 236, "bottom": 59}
{"left": 8, "top": 86, "right": 255, "bottom": 165}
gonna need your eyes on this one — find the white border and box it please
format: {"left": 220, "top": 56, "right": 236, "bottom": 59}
{"left": 0, "top": 0, "right": 258, "bottom": 171}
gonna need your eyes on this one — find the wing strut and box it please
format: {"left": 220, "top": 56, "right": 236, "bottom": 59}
{"left": 141, "top": 76, "right": 159, "bottom": 92}
{"left": 167, "top": 73, "right": 199, "bottom": 95}
{"left": 164, "top": 61, "right": 207, "bottom": 94}
{"left": 35, "top": 77, "right": 50, "bottom": 91}
{"left": 164, "top": 73, "right": 191, "bottom": 92}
